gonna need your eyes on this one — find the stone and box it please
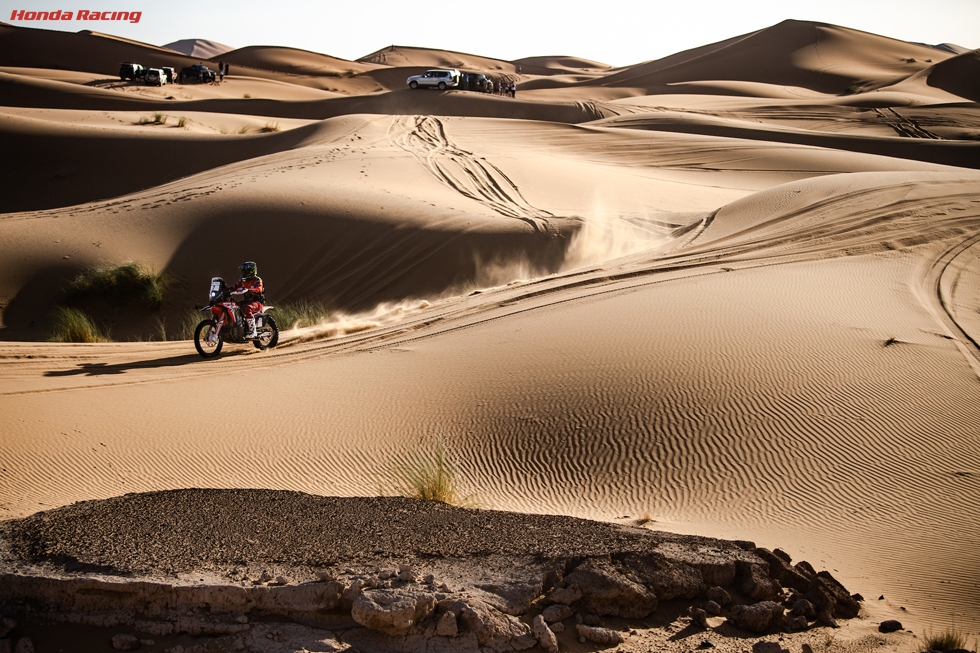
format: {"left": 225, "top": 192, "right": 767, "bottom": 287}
{"left": 0, "top": 619, "right": 14, "bottom": 639}
{"left": 551, "top": 622, "right": 565, "bottom": 633}
{"left": 541, "top": 603, "right": 573, "bottom": 623}
{"left": 351, "top": 589, "right": 437, "bottom": 635}
{"left": 691, "top": 607, "right": 708, "bottom": 628}
{"left": 451, "top": 598, "right": 534, "bottom": 650}
{"left": 785, "top": 615, "right": 809, "bottom": 631}
{"left": 258, "top": 571, "right": 274, "bottom": 583}
{"left": 807, "top": 573, "right": 859, "bottom": 619}
{"left": 705, "top": 600, "right": 722, "bottom": 616}
{"left": 314, "top": 569, "right": 336, "bottom": 582}
{"left": 561, "top": 557, "right": 659, "bottom": 618}
{"left": 546, "top": 585, "right": 582, "bottom": 605}
{"left": 727, "top": 602, "right": 785, "bottom": 633}
{"left": 436, "top": 610, "right": 458, "bottom": 637}
{"left": 13, "top": 640, "right": 33, "bottom": 653}
{"left": 817, "top": 610, "right": 838, "bottom": 628}
{"left": 802, "top": 644, "right": 814, "bottom": 653}
{"left": 397, "top": 570, "right": 418, "bottom": 582}
{"left": 739, "top": 562, "right": 780, "bottom": 601}
{"left": 275, "top": 576, "right": 288, "bottom": 585}
{"left": 618, "top": 552, "right": 706, "bottom": 600}
{"left": 707, "top": 586, "right": 732, "bottom": 606}
{"left": 752, "top": 641, "right": 786, "bottom": 653}
{"left": 111, "top": 634, "right": 140, "bottom": 650}
{"left": 533, "top": 615, "right": 559, "bottom": 653}
{"left": 878, "top": 620, "right": 903, "bottom": 633}
{"left": 0, "top": 640, "right": 11, "bottom": 653}
{"left": 576, "top": 623, "right": 627, "bottom": 644}
{"left": 755, "top": 548, "right": 812, "bottom": 592}
{"left": 790, "top": 598, "right": 816, "bottom": 618}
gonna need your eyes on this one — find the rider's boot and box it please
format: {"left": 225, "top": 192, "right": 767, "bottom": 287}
{"left": 245, "top": 317, "right": 257, "bottom": 339}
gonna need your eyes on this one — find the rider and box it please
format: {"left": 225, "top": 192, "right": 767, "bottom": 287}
{"left": 230, "top": 261, "right": 264, "bottom": 338}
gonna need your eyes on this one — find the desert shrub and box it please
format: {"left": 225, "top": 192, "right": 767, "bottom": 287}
{"left": 237, "top": 125, "right": 249, "bottom": 134}
{"left": 155, "top": 310, "right": 203, "bottom": 341}
{"left": 67, "top": 261, "right": 170, "bottom": 308}
{"left": 925, "top": 628, "right": 970, "bottom": 651}
{"left": 135, "top": 112, "right": 167, "bottom": 125}
{"left": 259, "top": 122, "right": 280, "bottom": 133}
{"left": 49, "top": 307, "right": 108, "bottom": 343}
{"left": 273, "top": 299, "right": 330, "bottom": 329}
{"left": 243, "top": 93, "right": 251, "bottom": 98}
{"left": 381, "top": 437, "right": 479, "bottom": 507}
{"left": 176, "top": 116, "right": 187, "bottom": 128}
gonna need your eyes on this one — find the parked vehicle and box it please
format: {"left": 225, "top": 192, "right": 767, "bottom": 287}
{"left": 145, "top": 68, "right": 166, "bottom": 86}
{"left": 459, "top": 73, "right": 490, "bottom": 92}
{"left": 161, "top": 67, "right": 177, "bottom": 84}
{"left": 406, "top": 69, "right": 460, "bottom": 90}
{"left": 119, "top": 62, "right": 146, "bottom": 81}
{"left": 194, "top": 277, "right": 279, "bottom": 358}
{"left": 179, "top": 64, "right": 216, "bottom": 83}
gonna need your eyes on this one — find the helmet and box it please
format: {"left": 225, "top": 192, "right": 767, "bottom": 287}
{"left": 239, "top": 261, "right": 257, "bottom": 279}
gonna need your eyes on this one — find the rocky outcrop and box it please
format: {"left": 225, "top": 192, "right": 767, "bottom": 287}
{"left": 532, "top": 615, "right": 559, "bottom": 653}
{"left": 557, "top": 557, "right": 659, "bottom": 618}
{"left": 351, "top": 589, "right": 437, "bottom": 635}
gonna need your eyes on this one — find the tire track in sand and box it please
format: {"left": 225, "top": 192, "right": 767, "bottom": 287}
{"left": 387, "top": 115, "right": 556, "bottom": 233}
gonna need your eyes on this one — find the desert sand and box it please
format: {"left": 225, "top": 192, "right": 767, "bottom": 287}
{"left": 0, "top": 17, "right": 978, "bottom": 649}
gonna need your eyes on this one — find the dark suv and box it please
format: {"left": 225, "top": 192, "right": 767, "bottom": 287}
{"left": 119, "top": 62, "right": 146, "bottom": 81}
{"left": 179, "top": 64, "right": 215, "bottom": 83}
{"left": 459, "top": 73, "right": 490, "bottom": 92}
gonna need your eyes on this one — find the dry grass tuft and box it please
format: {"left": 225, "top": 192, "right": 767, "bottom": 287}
{"left": 49, "top": 306, "right": 109, "bottom": 343}
{"left": 381, "top": 437, "right": 479, "bottom": 507}
{"left": 925, "top": 628, "right": 971, "bottom": 651}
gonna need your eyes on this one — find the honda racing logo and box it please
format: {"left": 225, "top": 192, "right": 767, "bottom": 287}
{"left": 8, "top": 10, "right": 143, "bottom": 23}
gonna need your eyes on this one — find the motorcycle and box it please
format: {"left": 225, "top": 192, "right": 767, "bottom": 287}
{"left": 194, "top": 277, "right": 279, "bottom": 358}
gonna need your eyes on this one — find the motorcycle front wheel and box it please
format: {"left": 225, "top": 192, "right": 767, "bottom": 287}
{"left": 253, "top": 315, "right": 279, "bottom": 350}
{"left": 194, "top": 319, "right": 223, "bottom": 358}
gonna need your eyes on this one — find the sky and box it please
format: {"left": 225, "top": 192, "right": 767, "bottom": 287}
{"left": 2, "top": 0, "right": 977, "bottom": 66}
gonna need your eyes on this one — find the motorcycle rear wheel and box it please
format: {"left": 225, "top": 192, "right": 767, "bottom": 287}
{"left": 194, "top": 319, "right": 223, "bottom": 358}
{"left": 253, "top": 315, "right": 279, "bottom": 350}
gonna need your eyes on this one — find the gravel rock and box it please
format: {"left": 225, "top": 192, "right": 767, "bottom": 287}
{"left": 111, "top": 634, "right": 140, "bottom": 651}
{"left": 878, "top": 620, "right": 903, "bottom": 633}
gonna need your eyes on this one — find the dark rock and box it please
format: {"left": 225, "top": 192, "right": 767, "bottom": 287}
{"left": 707, "top": 586, "right": 732, "bottom": 606}
{"left": 753, "top": 641, "right": 787, "bottom": 653}
{"left": 807, "top": 572, "right": 860, "bottom": 619}
{"left": 817, "top": 609, "right": 838, "bottom": 628}
{"left": 562, "top": 557, "right": 659, "bottom": 618}
{"left": 111, "top": 634, "right": 139, "bottom": 651}
{"left": 739, "top": 562, "right": 780, "bottom": 601}
{"left": 728, "top": 602, "right": 785, "bottom": 633}
{"left": 0, "top": 618, "right": 13, "bottom": 639}
{"left": 618, "top": 552, "right": 706, "bottom": 600}
{"left": 790, "top": 598, "right": 816, "bottom": 619}
{"left": 794, "top": 561, "right": 817, "bottom": 578}
{"left": 755, "top": 548, "right": 812, "bottom": 592}
{"left": 705, "top": 600, "right": 722, "bottom": 616}
{"left": 878, "top": 620, "right": 903, "bottom": 633}
{"left": 697, "top": 640, "right": 715, "bottom": 649}
{"left": 691, "top": 607, "right": 708, "bottom": 628}
{"left": 785, "top": 615, "right": 809, "bottom": 631}
{"left": 773, "top": 549, "right": 792, "bottom": 564}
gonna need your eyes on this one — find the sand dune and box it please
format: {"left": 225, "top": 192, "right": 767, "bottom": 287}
{"left": 163, "top": 38, "right": 234, "bottom": 59}
{"left": 582, "top": 20, "right": 955, "bottom": 95}
{"left": 2, "top": 18, "right": 980, "bottom": 642}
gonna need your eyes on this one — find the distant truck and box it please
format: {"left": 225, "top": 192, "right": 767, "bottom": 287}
{"left": 119, "top": 62, "right": 146, "bottom": 81}
{"left": 179, "top": 64, "right": 216, "bottom": 83}
{"left": 406, "top": 69, "right": 460, "bottom": 90}
{"left": 161, "top": 67, "right": 176, "bottom": 84}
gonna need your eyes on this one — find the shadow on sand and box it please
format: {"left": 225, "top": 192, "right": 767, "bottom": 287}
{"left": 43, "top": 353, "right": 208, "bottom": 377}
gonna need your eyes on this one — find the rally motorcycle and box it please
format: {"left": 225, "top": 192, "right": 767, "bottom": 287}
{"left": 194, "top": 277, "right": 279, "bottom": 358}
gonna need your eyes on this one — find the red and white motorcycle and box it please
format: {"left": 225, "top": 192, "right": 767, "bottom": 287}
{"left": 194, "top": 277, "right": 279, "bottom": 358}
